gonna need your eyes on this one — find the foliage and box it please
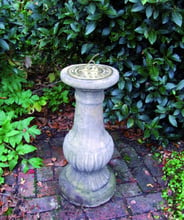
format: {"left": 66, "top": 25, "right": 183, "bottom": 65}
{"left": 162, "top": 151, "right": 184, "bottom": 219}
{"left": 0, "top": 1, "right": 44, "bottom": 184}
{"left": 0, "top": 110, "right": 43, "bottom": 184}
{"left": 18, "top": 0, "right": 184, "bottom": 145}
{"left": 43, "top": 83, "right": 70, "bottom": 112}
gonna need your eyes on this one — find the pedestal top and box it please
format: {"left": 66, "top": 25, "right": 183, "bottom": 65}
{"left": 60, "top": 64, "right": 119, "bottom": 90}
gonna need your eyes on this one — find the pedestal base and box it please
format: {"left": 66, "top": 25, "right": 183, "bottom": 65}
{"left": 59, "top": 165, "right": 116, "bottom": 207}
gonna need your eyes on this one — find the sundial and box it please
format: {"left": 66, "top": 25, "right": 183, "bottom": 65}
{"left": 59, "top": 63, "right": 119, "bottom": 207}
{"left": 67, "top": 63, "right": 113, "bottom": 80}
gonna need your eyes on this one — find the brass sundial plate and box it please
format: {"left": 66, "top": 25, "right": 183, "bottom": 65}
{"left": 67, "top": 64, "right": 113, "bottom": 80}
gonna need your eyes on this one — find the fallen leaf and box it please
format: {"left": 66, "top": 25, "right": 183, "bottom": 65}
{"left": 51, "top": 157, "right": 57, "bottom": 162}
{"left": 20, "top": 178, "right": 25, "bottom": 185}
{"left": 130, "top": 200, "right": 136, "bottom": 205}
{"left": 37, "top": 181, "right": 43, "bottom": 187}
{"left": 144, "top": 169, "right": 150, "bottom": 176}
{"left": 27, "top": 169, "right": 35, "bottom": 174}
{"left": 147, "top": 183, "right": 154, "bottom": 188}
{"left": 0, "top": 201, "right": 3, "bottom": 207}
{"left": 57, "top": 159, "right": 68, "bottom": 167}
{"left": 46, "top": 162, "right": 54, "bottom": 166}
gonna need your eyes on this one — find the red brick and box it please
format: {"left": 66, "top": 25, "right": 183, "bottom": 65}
{"left": 37, "top": 180, "right": 59, "bottom": 197}
{"left": 25, "top": 196, "right": 60, "bottom": 214}
{"left": 18, "top": 172, "right": 35, "bottom": 197}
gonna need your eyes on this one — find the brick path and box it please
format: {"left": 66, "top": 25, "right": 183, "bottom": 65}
{"left": 4, "top": 131, "right": 167, "bottom": 219}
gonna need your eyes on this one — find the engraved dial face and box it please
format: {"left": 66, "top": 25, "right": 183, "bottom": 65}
{"left": 67, "top": 64, "right": 113, "bottom": 80}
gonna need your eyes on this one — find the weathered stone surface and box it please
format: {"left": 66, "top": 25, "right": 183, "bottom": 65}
{"left": 25, "top": 196, "right": 60, "bottom": 214}
{"left": 109, "top": 158, "right": 134, "bottom": 184}
{"left": 144, "top": 154, "right": 163, "bottom": 177}
{"left": 10, "top": 130, "right": 168, "bottom": 219}
{"left": 117, "top": 183, "right": 142, "bottom": 197}
{"left": 85, "top": 199, "right": 129, "bottom": 219}
{"left": 132, "top": 213, "right": 154, "bottom": 220}
{"left": 37, "top": 167, "right": 53, "bottom": 182}
{"left": 131, "top": 166, "right": 157, "bottom": 192}
{"left": 56, "top": 202, "right": 86, "bottom": 220}
{"left": 59, "top": 64, "right": 119, "bottom": 207}
{"left": 37, "top": 180, "right": 59, "bottom": 197}
{"left": 126, "top": 193, "right": 163, "bottom": 215}
{"left": 119, "top": 146, "right": 143, "bottom": 168}
{"left": 37, "top": 141, "right": 52, "bottom": 159}
{"left": 49, "top": 137, "right": 64, "bottom": 148}
{"left": 18, "top": 172, "right": 35, "bottom": 197}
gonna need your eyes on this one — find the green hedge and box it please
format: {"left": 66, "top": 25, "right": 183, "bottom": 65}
{"left": 1, "top": 0, "right": 184, "bottom": 145}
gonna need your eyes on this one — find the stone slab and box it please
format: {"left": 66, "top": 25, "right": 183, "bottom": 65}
{"left": 37, "top": 180, "right": 59, "bottom": 197}
{"left": 37, "top": 167, "right": 54, "bottom": 182}
{"left": 132, "top": 213, "right": 154, "bottom": 220}
{"left": 117, "top": 183, "right": 142, "bottom": 197}
{"left": 119, "top": 147, "right": 143, "bottom": 168}
{"left": 85, "top": 200, "right": 129, "bottom": 219}
{"left": 18, "top": 172, "right": 35, "bottom": 197}
{"left": 25, "top": 196, "right": 60, "bottom": 214}
{"left": 144, "top": 154, "right": 163, "bottom": 177}
{"left": 131, "top": 166, "right": 157, "bottom": 192}
{"left": 126, "top": 192, "right": 163, "bottom": 215}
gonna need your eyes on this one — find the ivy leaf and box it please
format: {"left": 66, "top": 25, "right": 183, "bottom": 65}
{"left": 172, "top": 11, "right": 182, "bottom": 27}
{"left": 85, "top": 22, "right": 96, "bottom": 35}
{"left": 168, "top": 115, "right": 177, "bottom": 127}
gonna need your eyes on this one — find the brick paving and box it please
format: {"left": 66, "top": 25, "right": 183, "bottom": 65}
{"left": 6, "top": 130, "right": 167, "bottom": 219}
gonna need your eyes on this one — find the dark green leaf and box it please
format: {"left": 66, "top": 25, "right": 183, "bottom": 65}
{"left": 172, "top": 11, "right": 182, "bottom": 27}
{"left": 131, "top": 4, "right": 144, "bottom": 12}
{"left": 121, "top": 104, "right": 129, "bottom": 116}
{"left": 146, "top": 6, "right": 153, "bottom": 18}
{"left": 102, "top": 27, "right": 111, "bottom": 36}
{"left": 0, "top": 39, "right": 10, "bottom": 50}
{"left": 127, "top": 118, "right": 134, "bottom": 128}
{"left": 81, "top": 43, "right": 94, "bottom": 54}
{"left": 171, "top": 54, "right": 181, "bottom": 62}
{"left": 168, "top": 115, "right": 177, "bottom": 127}
{"left": 135, "top": 26, "right": 145, "bottom": 34}
{"left": 176, "top": 79, "right": 184, "bottom": 90}
{"left": 88, "top": 3, "right": 96, "bottom": 14}
{"left": 85, "top": 22, "right": 96, "bottom": 35}
{"left": 148, "top": 30, "right": 157, "bottom": 44}
{"left": 0, "top": 22, "right": 5, "bottom": 29}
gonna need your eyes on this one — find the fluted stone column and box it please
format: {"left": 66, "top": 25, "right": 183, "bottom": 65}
{"left": 59, "top": 64, "right": 119, "bottom": 207}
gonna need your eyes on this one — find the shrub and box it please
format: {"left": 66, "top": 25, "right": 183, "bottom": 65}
{"left": 43, "top": 83, "right": 70, "bottom": 112}
{"left": 0, "top": 0, "right": 44, "bottom": 184}
{"left": 0, "top": 111, "right": 43, "bottom": 184}
{"left": 21, "top": 0, "right": 184, "bottom": 145}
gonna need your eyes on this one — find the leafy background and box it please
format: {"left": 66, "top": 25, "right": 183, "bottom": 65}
{"left": 17, "top": 0, "right": 184, "bottom": 145}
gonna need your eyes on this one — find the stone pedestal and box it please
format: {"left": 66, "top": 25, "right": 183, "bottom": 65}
{"left": 59, "top": 64, "right": 119, "bottom": 207}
